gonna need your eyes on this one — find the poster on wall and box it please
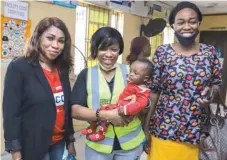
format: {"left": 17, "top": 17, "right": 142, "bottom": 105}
{"left": 87, "top": 1, "right": 150, "bottom": 18}
{"left": 109, "top": 0, "right": 132, "bottom": 13}
{"left": 85, "top": 0, "right": 108, "bottom": 7}
{"left": 130, "top": 2, "right": 149, "bottom": 17}
{"left": 35, "top": 0, "right": 54, "bottom": 3}
{"left": 1, "top": 16, "right": 31, "bottom": 63}
{"left": 4, "top": 1, "right": 29, "bottom": 21}
{"left": 53, "top": 0, "right": 77, "bottom": 8}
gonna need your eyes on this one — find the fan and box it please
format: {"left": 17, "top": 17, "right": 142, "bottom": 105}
{"left": 140, "top": 18, "right": 166, "bottom": 37}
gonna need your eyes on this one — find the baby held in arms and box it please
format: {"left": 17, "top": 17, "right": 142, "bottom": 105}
{"left": 81, "top": 58, "right": 153, "bottom": 141}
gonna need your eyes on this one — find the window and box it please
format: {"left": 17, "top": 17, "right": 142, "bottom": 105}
{"left": 74, "top": 4, "right": 121, "bottom": 74}
{"left": 150, "top": 32, "right": 163, "bottom": 59}
{"left": 163, "top": 24, "right": 174, "bottom": 45}
{"left": 150, "top": 25, "right": 174, "bottom": 59}
{"left": 149, "top": 10, "right": 164, "bottom": 59}
{"left": 149, "top": 10, "right": 174, "bottom": 59}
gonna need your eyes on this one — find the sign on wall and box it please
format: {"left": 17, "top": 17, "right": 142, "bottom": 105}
{"left": 1, "top": 16, "right": 31, "bottom": 63}
{"left": 4, "top": 1, "right": 29, "bottom": 21}
{"left": 110, "top": 0, "right": 132, "bottom": 13}
{"left": 53, "top": 0, "right": 77, "bottom": 8}
{"left": 87, "top": 0, "right": 146, "bottom": 16}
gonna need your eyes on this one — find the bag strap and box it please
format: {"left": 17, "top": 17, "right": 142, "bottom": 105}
{"left": 216, "top": 89, "right": 227, "bottom": 117}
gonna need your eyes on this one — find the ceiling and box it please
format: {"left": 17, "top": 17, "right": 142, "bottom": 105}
{"left": 148, "top": 1, "right": 227, "bottom": 15}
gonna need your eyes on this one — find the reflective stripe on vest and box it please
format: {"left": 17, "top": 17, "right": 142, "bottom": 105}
{"left": 90, "top": 65, "right": 128, "bottom": 110}
{"left": 119, "top": 64, "right": 128, "bottom": 86}
{"left": 86, "top": 64, "right": 145, "bottom": 153}
{"left": 91, "top": 65, "right": 99, "bottom": 110}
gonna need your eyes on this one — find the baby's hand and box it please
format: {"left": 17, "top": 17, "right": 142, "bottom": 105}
{"left": 124, "top": 95, "right": 136, "bottom": 105}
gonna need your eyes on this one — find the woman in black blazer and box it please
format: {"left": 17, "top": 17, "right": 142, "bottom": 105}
{"left": 3, "top": 17, "right": 76, "bottom": 160}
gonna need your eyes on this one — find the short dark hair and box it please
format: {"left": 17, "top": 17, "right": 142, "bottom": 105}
{"left": 169, "top": 1, "right": 202, "bottom": 26}
{"left": 127, "top": 36, "right": 150, "bottom": 64}
{"left": 90, "top": 27, "right": 124, "bottom": 59}
{"left": 25, "top": 17, "right": 72, "bottom": 70}
{"left": 135, "top": 58, "right": 153, "bottom": 79}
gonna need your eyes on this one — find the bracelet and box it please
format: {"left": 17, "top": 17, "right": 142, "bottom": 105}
{"left": 145, "top": 98, "right": 152, "bottom": 109}
{"left": 96, "top": 109, "right": 101, "bottom": 121}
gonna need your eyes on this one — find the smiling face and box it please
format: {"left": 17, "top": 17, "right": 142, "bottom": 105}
{"left": 97, "top": 44, "right": 119, "bottom": 70}
{"left": 39, "top": 26, "right": 65, "bottom": 63}
{"left": 174, "top": 8, "right": 199, "bottom": 37}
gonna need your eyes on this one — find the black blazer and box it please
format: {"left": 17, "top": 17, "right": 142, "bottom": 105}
{"left": 3, "top": 57, "right": 74, "bottom": 160}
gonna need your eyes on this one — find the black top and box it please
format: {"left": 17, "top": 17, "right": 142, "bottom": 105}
{"left": 71, "top": 68, "right": 121, "bottom": 150}
{"left": 3, "top": 57, "right": 74, "bottom": 160}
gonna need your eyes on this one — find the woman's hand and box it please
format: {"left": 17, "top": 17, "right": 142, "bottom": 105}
{"left": 103, "top": 109, "right": 130, "bottom": 126}
{"left": 198, "top": 86, "right": 215, "bottom": 105}
{"left": 144, "top": 118, "right": 151, "bottom": 154}
{"left": 120, "top": 113, "right": 135, "bottom": 125}
{"left": 67, "top": 142, "right": 76, "bottom": 159}
{"left": 11, "top": 151, "right": 22, "bottom": 160}
{"left": 144, "top": 135, "right": 151, "bottom": 154}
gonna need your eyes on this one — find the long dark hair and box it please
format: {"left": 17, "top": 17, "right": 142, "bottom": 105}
{"left": 126, "top": 36, "right": 150, "bottom": 64}
{"left": 25, "top": 17, "right": 72, "bottom": 70}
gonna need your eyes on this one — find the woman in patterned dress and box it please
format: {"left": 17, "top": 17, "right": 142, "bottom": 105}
{"left": 144, "top": 1, "right": 223, "bottom": 160}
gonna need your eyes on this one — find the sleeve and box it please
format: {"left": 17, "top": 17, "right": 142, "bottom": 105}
{"left": 71, "top": 68, "right": 88, "bottom": 107}
{"left": 3, "top": 61, "right": 23, "bottom": 152}
{"left": 209, "top": 46, "right": 223, "bottom": 86}
{"left": 124, "top": 86, "right": 150, "bottom": 115}
{"left": 148, "top": 46, "right": 165, "bottom": 93}
{"left": 66, "top": 72, "right": 75, "bottom": 139}
{"left": 67, "top": 107, "right": 75, "bottom": 137}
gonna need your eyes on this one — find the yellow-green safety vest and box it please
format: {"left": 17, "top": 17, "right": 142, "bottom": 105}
{"left": 86, "top": 63, "right": 145, "bottom": 154}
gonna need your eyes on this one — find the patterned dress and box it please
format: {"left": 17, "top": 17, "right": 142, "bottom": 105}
{"left": 149, "top": 43, "right": 223, "bottom": 145}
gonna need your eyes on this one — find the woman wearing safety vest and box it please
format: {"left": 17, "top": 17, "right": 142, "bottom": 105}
{"left": 71, "top": 27, "right": 145, "bottom": 160}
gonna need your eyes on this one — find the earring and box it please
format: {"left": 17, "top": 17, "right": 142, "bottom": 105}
{"left": 172, "top": 24, "right": 175, "bottom": 29}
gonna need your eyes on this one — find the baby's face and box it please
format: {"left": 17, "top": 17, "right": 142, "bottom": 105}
{"left": 128, "top": 61, "right": 148, "bottom": 85}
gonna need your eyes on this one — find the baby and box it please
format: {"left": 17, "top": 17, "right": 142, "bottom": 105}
{"left": 81, "top": 58, "right": 153, "bottom": 141}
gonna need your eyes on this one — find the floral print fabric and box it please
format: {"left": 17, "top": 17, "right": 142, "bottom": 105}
{"left": 149, "top": 43, "right": 223, "bottom": 144}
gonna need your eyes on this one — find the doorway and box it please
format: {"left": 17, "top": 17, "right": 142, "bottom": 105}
{"left": 200, "top": 31, "right": 227, "bottom": 100}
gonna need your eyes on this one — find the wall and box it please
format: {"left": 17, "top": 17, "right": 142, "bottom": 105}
{"left": 0, "top": 1, "right": 76, "bottom": 155}
{"left": 1, "top": 1, "right": 5, "bottom": 154}
{"left": 197, "top": 15, "right": 227, "bottom": 41}
{"left": 200, "top": 15, "right": 227, "bottom": 30}
{"left": 122, "top": 13, "right": 146, "bottom": 63}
